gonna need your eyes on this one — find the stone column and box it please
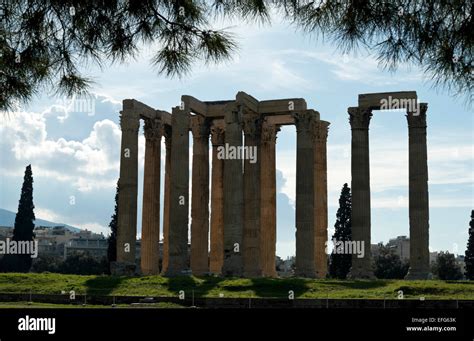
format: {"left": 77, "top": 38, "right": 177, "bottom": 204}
{"left": 222, "top": 105, "right": 244, "bottom": 276}
{"left": 242, "top": 112, "right": 263, "bottom": 277}
{"left": 165, "top": 107, "right": 190, "bottom": 276}
{"left": 405, "top": 103, "right": 430, "bottom": 279}
{"left": 115, "top": 106, "right": 140, "bottom": 274}
{"left": 260, "top": 121, "right": 279, "bottom": 277}
{"left": 161, "top": 125, "right": 172, "bottom": 274}
{"left": 140, "top": 118, "right": 162, "bottom": 275}
{"left": 348, "top": 107, "right": 374, "bottom": 279}
{"left": 314, "top": 120, "right": 329, "bottom": 278}
{"left": 190, "top": 115, "right": 210, "bottom": 276}
{"left": 210, "top": 125, "right": 225, "bottom": 274}
{"left": 294, "top": 111, "right": 317, "bottom": 278}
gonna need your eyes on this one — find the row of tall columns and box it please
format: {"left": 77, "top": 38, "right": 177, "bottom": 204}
{"left": 116, "top": 104, "right": 328, "bottom": 278}
{"left": 348, "top": 104, "right": 430, "bottom": 279}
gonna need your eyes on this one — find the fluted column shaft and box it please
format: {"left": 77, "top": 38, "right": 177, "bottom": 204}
{"left": 210, "top": 126, "right": 225, "bottom": 274}
{"left": 294, "top": 111, "right": 318, "bottom": 278}
{"left": 141, "top": 118, "right": 162, "bottom": 275}
{"left": 406, "top": 104, "right": 430, "bottom": 279}
{"left": 165, "top": 107, "right": 190, "bottom": 276}
{"left": 161, "top": 126, "right": 171, "bottom": 274}
{"left": 243, "top": 113, "right": 262, "bottom": 277}
{"left": 222, "top": 106, "right": 244, "bottom": 276}
{"left": 348, "top": 107, "right": 374, "bottom": 279}
{"left": 191, "top": 116, "right": 210, "bottom": 275}
{"left": 260, "top": 121, "right": 279, "bottom": 277}
{"left": 314, "top": 121, "right": 329, "bottom": 278}
{"left": 116, "top": 108, "right": 139, "bottom": 266}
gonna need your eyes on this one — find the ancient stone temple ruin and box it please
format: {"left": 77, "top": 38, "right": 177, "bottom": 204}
{"left": 112, "top": 91, "right": 330, "bottom": 278}
{"left": 112, "top": 90, "right": 430, "bottom": 280}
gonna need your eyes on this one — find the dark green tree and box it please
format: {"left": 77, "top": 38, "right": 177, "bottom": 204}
{"left": 464, "top": 210, "right": 474, "bottom": 279}
{"left": 374, "top": 244, "right": 409, "bottom": 279}
{"left": 432, "top": 251, "right": 463, "bottom": 280}
{"left": 329, "top": 183, "right": 352, "bottom": 279}
{"left": 107, "top": 181, "right": 119, "bottom": 266}
{"left": 1, "top": 165, "right": 36, "bottom": 272}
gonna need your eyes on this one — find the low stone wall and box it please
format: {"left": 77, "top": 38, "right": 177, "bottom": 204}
{"left": 0, "top": 293, "right": 473, "bottom": 309}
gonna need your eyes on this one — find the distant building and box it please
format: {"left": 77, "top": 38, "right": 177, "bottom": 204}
{"left": 387, "top": 236, "right": 410, "bottom": 261}
{"left": 64, "top": 238, "right": 108, "bottom": 259}
{"left": 456, "top": 255, "right": 466, "bottom": 274}
{"left": 430, "top": 251, "right": 439, "bottom": 264}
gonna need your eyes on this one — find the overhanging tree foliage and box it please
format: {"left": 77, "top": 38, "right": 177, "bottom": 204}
{"left": 0, "top": 0, "right": 269, "bottom": 111}
{"left": 279, "top": 0, "right": 473, "bottom": 103}
{"left": 2, "top": 1, "right": 471, "bottom": 111}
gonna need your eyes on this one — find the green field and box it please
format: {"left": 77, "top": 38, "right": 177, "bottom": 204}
{"left": 0, "top": 273, "right": 472, "bottom": 300}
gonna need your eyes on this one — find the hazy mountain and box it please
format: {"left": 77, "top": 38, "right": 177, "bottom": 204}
{"left": 0, "top": 208, "right": 80, "bottom": 232}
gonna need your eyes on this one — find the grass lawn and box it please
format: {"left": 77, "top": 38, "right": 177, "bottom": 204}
{"left": 0, "top": 273, "right": 472, "bottom": 300}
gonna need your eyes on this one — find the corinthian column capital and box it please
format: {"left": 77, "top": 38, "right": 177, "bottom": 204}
{"left": 191, "top": 115, "right": 210, "bottom": 140}
{"left": 143, "top": 117, "right": 162, "bottom": 141}
{"left": 348, "top": 107, "right": 372, "bottom": 130}
{"left": 120, "top": 110, "right": 140, "bottom": 133}
{"left": 261, "top": 122, "right": 280, "bottom": 144}
{"left": 210, "top": 125, "right": 225, "bottom": 146}
{"left": 242, "top": 112, "right": 262, "bottom": 139}
{"left": 292, "top": 110, "right": 319, "bottom": 134}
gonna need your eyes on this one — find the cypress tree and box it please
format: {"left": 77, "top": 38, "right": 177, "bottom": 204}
{"left": 329, "top": 183, "right": 352, "bottom": 279}
{"left": 465, "top": 210, "right": 474, "bottom": 280}
{"left": 2, "top": 165, "right": 36, "bottom": 272}
{"left": 107, "top": 181, "right": 119, "bottom": 266}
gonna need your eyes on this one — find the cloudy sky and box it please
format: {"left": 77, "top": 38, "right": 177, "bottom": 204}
{"left": 0, "top": 15, "right": 472, "bottom": 258}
